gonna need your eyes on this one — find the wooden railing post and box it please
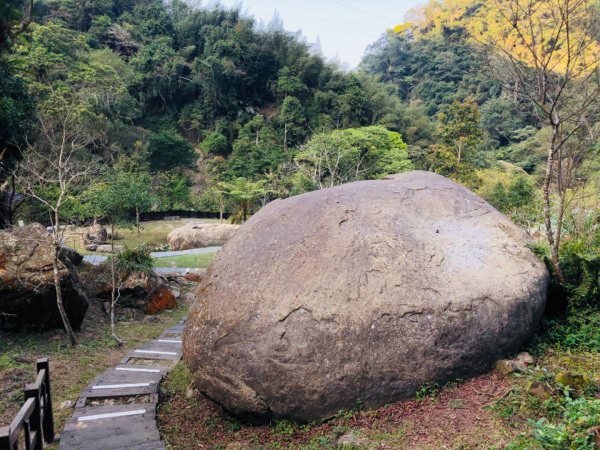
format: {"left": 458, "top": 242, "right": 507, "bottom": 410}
{"left": 36, "top": 359, "right": 54, "bottom": 444}
{"left": 1, "top": 358, "right": 54, "bottom": 450}
{"left": 23, "top": 384, "right": 42, "bottom": 450}
{"left": 0, "top": 427, "right": 10, "bottom": 450}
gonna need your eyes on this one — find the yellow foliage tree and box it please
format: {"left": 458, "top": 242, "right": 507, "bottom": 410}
{"left": 396, "top": 0, "right": 600, "bottom": 285}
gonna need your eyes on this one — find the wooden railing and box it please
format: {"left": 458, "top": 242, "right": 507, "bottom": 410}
{"left": 0, "top": 358, "right": 54, "bottom": 450}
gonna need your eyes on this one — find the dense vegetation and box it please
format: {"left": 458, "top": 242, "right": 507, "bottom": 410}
{"left": 1, "top": 0, "right": 417, "bottom": 229}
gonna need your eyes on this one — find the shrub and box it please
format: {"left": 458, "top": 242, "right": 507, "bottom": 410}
{"left": 116, "top": 243, "right": 154, "bottom": 273}
{"left": 528, "top": 310, "right": 600, "bottom": 355}
{"left": 560, "top": 237, "right": 600, "bottom": 309}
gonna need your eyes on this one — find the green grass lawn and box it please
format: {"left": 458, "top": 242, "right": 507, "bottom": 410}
{"left": 153, "top": 252, "right": 216, "bottom": 268}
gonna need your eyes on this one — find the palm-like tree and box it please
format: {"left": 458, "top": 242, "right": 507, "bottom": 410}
{"left": 218, "top": 177, "right": 267, "bottom": 223}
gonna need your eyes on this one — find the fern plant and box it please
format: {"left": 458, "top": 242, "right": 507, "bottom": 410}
{"left": 115, "top": 242, "right": 154, "bottom": 273}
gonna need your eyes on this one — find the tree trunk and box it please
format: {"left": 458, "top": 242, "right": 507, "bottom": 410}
{"left": 51, "top": 208, "right": 78, "bottom": 346}
{"left": 110, "top": 223, "right": 123, "bottom": 346}
{"left": 543, "top": 123, "right": 566, "bottom": 285}
{"left": 0, "top": 192, "right": 9, "bottom": 229}
{"left": 7, "top": 174, "right": 16, "bottom": 225}
{"left": 136, "top": 207, "right": 140, "bottom": 234}
{"left": 219, "top": 196, "right": 224, "bottom": 224}
{"left": 53, "top": 250, "right": 78, "bottom": 346}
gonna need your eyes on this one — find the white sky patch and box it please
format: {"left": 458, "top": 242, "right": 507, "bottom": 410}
{"left": 209, "top": 0, "right": 424, "bottom": 69}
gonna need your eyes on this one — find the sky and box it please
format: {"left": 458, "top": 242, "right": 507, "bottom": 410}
{"left": 210, "top": 0, "right": 425, "bottom": 69}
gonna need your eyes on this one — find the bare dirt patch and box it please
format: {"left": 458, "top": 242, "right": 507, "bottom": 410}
{"left": 158, "top": 366, "right": 520, "bottom": 449}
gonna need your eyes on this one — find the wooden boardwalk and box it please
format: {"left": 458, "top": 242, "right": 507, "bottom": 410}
{"left": 58, "top": 320, "right": 185, "bottom": 450}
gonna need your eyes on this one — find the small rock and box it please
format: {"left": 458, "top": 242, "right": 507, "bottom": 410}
{"left": 185, "top": 387, "right": 197, "bottom": 399}
{"left": 495, "top": 359, "right": 527, "bottom": 375}
{"left": 516, "top": 352, "right": 535, "bottom": 365}
{"left": 83, "top": 224, "right": 108, "bottom": 245}
{"left": 183, "top": 273, "right": 203, "bottom": 282}
{"left": 59, "top": 400, "right": 73, "bottom": 410}
{"left": 171, "top": 289, "right": 181, "bottom": 299}
{"left": 85, "top": 244, "right": 97, "bottom": 251}
{"left": 527, "top": 381, "right": 553, "bottom": 400}
{"left": 555, "top": 371, "right": 589, "bottom": 391}
{"left": 96, "top": 244, "right": 123, "bottom": 254}
{"left": 14, "top": 355, "right": 35, "bottom": 364}
{"left": 337, "top": 432, "right": 361, "bottom": 447}
{"left": 102, "top": 302, "right": 111, "bottom": 315}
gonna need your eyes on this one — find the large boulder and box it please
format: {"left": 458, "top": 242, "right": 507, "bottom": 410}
{"left": 167, "top": 222, "right": 239, "bottom": 250}
{"left": 80, "top": 266, "right": 177, "bottom": 314}
{"left": 183, "top": 171, "right": 549, "bottom": 422}
{"left": 0, "top": 224, "right": 88, "bottom": 330}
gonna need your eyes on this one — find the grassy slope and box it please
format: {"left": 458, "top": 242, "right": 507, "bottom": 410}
{"left": 153, "top": 253, "right": 215, "bottom": 268}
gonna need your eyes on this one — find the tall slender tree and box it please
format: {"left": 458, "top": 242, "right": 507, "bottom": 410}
{"left": 18, "top": 93, "right": 99, "bottom": 346}
{"left": 480, "top": 0, "right": 600, "bottom": 284}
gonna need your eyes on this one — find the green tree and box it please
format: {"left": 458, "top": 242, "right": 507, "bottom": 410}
{"left": 438, "top": 99, "right": 483, "bottom": 165}
{"left": 0, "top": 0, "right": 33, "bottom": 50}
{"left": 153, "top": 172, "right": 191, "bottom": 210}
{"left": 480, "top": 98, "right": 527, "bottom": 147}
{"left": 227, "top": 115, "right": 283, "bottom": 179}
{"left": 278, "top": 96, "right": 307, "bottom": 150}
{"left": 147, "top": 130, "right": 197, "bottom": 172}
{"left": 87, "top": 172, "right": 145, "bottom": 346}
{"left": 115, "top": 169, "right": 153, "bottom": 232}
{"left": 295, "top": 126, "right": 412, "bottom": 189}
{"left": 275, "top": 67, "right": 307, "bottom": 99}
{"left": 18, "top": 93, "right": 101, "bottom": 346}
{"left": 0, "top": 60, "right": 34, "bottom": 227}
{"left": 200, "top": 131, "right": 228, "bottom": 156}
{"left": 218, "top": 177, "right": 267, "bottom": 223}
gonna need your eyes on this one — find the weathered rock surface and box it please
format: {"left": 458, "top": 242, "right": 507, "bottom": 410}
{"left": 96, "top": 244, "right": 123, "bottom": 253}
{"left": 59, "top": 246, "right": 84, "bottom": 266}
{"left": 167, "top": 222, "right": 239, "bottom": 250}
{"left": 80, "top": 266, "right": 176, "bottom": 314}
{"left": 183, "top": 171, "right": 548, "bottom": 421}
{"left": 0, "top": 224, "right": 88, "bottom": 330}
{"left": 495, "top": 359, "right": 527, "bottom": 375}
{"left": 83, "top": 223, "right": 107, "bottom": 245}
